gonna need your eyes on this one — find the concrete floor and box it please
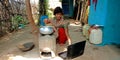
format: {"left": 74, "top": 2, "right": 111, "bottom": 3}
{"left": 0, "top": 21, "right": 120, "bottom": 60}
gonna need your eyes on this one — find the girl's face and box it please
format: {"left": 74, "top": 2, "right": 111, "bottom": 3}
{"left": 55, "top": 13, "right": 63, "bottom": 20}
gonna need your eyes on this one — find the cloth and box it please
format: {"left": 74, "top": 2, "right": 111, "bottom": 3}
{"left": 92, "top": 0, "right": 97, "bottom": 10}
{"left": 88, "top": 0, "right": 91, "bottom": 6}
{"left": 57, "top": 27, "right": 67, "bottom": 44}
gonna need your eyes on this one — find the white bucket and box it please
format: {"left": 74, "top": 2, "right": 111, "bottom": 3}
{"left": 89, "top": 29, "right": 102, "bottom": 44}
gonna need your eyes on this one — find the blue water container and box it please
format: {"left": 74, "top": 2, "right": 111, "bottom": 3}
{"left": 40, "top": 15, "right": 48, "bottom": 26}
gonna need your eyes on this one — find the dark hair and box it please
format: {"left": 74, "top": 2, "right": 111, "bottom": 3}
{"left": 53, "top": 7, "right": 63, "bottom": 15}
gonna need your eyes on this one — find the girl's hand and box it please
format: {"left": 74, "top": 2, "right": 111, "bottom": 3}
{"left": 68, "top": 38, "right": 72, "bottom": 45}
{"left": 44, "top": 19, "right": 51, "bottom": 24}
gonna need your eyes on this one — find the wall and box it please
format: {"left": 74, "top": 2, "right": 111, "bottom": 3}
{"left": 62, "top": 0, "right": 74, "bottom": 17}
{"left": 88, "top": 0, "right": 108, "bottom": 26}
{"left": 69, "top": 0, "right": 74, "bottom": 17}
{"left": 104, "top": 0, "right": 120, "bottom": 45}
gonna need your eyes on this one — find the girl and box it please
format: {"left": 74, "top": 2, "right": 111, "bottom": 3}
{"left": 44, "top": 7, "right": 71, "bottom": 45}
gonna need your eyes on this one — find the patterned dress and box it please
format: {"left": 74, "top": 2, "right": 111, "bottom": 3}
{"left": 50, "top": 18, "right": 69, "bottom": 44}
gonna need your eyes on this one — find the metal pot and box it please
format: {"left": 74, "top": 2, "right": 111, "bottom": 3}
{"left": 40, "top": 26, "right": 54, "bottom": 35}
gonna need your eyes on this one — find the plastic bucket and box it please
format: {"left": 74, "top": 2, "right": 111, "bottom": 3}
{"left": 40, "top": 15, "right": 48, "bottom": 26}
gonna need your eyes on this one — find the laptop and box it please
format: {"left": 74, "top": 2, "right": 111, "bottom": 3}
{"left": 58, "top": 41, "right": 86, "bottom": 59}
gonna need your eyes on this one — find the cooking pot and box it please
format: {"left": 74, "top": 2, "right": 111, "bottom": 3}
{"left": 40, "top": 26, "right": 54, "bottom": 34}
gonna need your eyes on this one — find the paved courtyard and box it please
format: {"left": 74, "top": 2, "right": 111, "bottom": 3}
{"left": 0, "top": 20, "right": 120, "bottom": 60}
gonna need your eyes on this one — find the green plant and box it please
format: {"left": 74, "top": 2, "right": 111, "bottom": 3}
{"left": 11, "top": 15, "right": 28, "bottom": 31}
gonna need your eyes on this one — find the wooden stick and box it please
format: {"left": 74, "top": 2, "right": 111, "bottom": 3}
{"left": 25, "top": 0, "right": 38, "bottom": 34}
{"left": 75, "top": 1, "right": 81, "bottom": 22}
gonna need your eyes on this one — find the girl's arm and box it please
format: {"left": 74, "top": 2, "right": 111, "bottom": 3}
{"left": 65, "top": 22, "right": 71, "bottom": 45}
{"left": 44, "top": 19, "right": 58, "bottom": 38}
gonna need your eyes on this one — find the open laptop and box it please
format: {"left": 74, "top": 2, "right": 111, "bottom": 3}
{"left": 58, "top": 41, "right": 86, "bottom": 59}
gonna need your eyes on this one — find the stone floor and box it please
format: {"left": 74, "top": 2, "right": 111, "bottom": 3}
{"left": 0, "top": 20, "right": 120, "bottom": 60}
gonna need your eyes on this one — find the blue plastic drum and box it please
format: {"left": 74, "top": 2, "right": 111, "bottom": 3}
{"left": 40, "top": 15, "right": 48, "bottom": 26}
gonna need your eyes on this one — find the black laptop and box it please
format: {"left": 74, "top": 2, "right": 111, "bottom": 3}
{"left": 58, "top": 41, "right": 86, "bottom": 59}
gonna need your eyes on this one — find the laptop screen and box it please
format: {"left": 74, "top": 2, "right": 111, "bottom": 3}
{"left": 67, "top": 41, "right": 86, "bottom": 59}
